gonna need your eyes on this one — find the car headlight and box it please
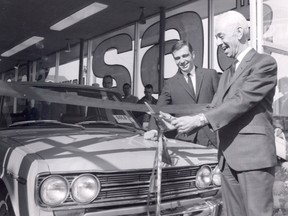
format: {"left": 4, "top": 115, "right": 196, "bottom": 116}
{"left": 71, "top": 174, "right": 100, "bottom": 204}
{"left": 212, "top": 165, "right": 221, "bottom": 186}
{"left": 39, "top": 175, "right": 69, "bottom": 206}
{"left": 196, "top": 165, "right": 212, "bottom": 189}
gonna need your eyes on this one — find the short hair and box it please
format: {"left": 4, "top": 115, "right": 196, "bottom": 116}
{"left": 123, "top": 83, "right": 131, "bottom": 88}
{"left": 144, "top": 84, "right": 153, "bottom": 90}
{"left": 171, "top": 40, "right": 194, "bottom": 54}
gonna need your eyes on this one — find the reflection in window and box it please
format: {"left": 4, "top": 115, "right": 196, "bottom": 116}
{"left": 263, "top": 0, "right": 288, "bottom": 117}
{"left": 0, "top": 87, "right": 139, "bottom": 129}
{"left": 273, "top": 77, "right": 288, "bottom": 116}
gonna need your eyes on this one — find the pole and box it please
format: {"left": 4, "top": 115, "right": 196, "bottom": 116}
{"left": 78, "top": 39, "right": 84, "bottom": 85}
{"left": 208, "top": 0, "right": 214, "bottom": 69}
{"left": 133, "top": 22, "right": 140, "bottom": 97}
{"left": 86, "top": 40, "right": 93, "bottom": 85}
{"left": 158, "top": 7, "right": 165, "bottom": 95}
{"left": 55, "top": 52, "right": 60, "bottom": 83}
{"left": 156, "top": 129, "right": 164, "bottom": 216}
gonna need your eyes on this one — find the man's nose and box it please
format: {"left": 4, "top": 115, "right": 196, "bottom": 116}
{"left": 179, "top": 58, "right": 185, "bottom": 63}
{"left": 215, "top": 37, "right": 223, "bottom": 46}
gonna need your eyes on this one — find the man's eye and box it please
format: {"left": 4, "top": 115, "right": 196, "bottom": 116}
{"left": 174, "top": 57, "right": 180, "bottom": 60}
{"left": 216, "top": 34, "right": 224, "bottom": 40}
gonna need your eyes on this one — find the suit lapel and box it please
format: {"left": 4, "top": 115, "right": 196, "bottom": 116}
{"left": 215, "top": 70, "right": 230, "bottom": 106}
{"left": 195, "top": 67, "right": 203, "bottom": 101}
{"left": 222, "top": 49, "right": 257, "bottom": 97}
{"left": 176, "top": 70, "right": 196, "bottom": 101}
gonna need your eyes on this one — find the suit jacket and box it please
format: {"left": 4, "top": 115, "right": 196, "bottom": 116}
{"left": 205, "top": 49, "right": 278, "bottom": 171}
{"left": 149, "top": 67, "right": 219, "bottom": 146}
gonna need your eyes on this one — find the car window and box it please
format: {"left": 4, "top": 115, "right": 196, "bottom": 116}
{"left": 0, "top": 86, "right": 139, "bottom": 129}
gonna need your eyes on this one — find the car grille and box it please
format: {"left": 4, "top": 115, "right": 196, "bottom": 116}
{"left": 37, "top": 164, "right": 219, "bottom": 209}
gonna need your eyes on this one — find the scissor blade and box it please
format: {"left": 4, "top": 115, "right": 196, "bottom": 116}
{"left": 144, "top": 102, "right": 156, "bottom": 114}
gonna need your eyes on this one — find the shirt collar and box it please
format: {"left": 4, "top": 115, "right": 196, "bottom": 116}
{"left": 181, "top": 66, "right": 196, "bottom": 77}
{"left": 236, "top": 46, "right": 252, "bottom": 63}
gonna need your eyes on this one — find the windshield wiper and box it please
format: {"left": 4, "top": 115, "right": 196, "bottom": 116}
{"left": 8, "top": 120, "right": 85, "bottom": 130}
{"left": 77, "top": 120, "right": 144, "bottom": 133}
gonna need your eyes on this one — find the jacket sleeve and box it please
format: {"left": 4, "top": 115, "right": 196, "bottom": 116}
{"left": 205, "top": 54, "right": 277, "bottom": 131}
{"left": 148, "top": 80, "right": 172, "bottom": 130}
{"left": 156, "top": 80, "right": 172, "bottom": 106}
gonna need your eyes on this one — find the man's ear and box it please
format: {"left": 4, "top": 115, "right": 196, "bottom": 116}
{"left": 237, "top": 27, "right": 244, "bottom": 40}
{"left": 192, "top": 51, "right": 195, "bottom": 59}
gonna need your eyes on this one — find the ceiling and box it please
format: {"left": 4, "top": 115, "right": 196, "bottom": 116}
{"left": 0, "top": 0, "right": 191, "bottom": 73}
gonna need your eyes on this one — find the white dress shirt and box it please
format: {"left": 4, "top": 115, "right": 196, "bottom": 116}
{"left": 183, "top": 67, "right": 196, "bottom": 93}
{"left": 235, "top": 47, "right": 252, "bottom": 70}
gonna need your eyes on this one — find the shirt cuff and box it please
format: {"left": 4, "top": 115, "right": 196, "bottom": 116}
{"left": 198, "top": 113, "right": 209, "bottom": 126}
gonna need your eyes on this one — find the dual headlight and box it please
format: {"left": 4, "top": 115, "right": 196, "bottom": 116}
{"left": 195, "top": 165, "right": 221, "bottom": 189}
{"left": 39, "top": 174, "right": 100, "bottom": 206}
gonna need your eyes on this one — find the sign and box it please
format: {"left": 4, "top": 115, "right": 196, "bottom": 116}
{"left": 113, "top": 115, "right": 131, "bottom": 124}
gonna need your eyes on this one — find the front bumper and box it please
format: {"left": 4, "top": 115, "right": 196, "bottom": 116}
{"left": 52, "top": 197, "right": 222, "bottom": 216}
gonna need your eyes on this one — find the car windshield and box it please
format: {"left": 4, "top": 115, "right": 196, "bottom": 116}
{"left": 0, "top": 84, "right": 140, "bottom": 130}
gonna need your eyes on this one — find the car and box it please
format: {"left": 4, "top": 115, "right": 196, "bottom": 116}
{"left": 0, "top": 82, "right": 222, "bottom": 216}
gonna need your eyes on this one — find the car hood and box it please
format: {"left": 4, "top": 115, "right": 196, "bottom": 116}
{"left": 7, "top": 128, "right": 217, "bottom": 173}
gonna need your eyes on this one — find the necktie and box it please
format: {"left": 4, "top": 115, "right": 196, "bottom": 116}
{"left": 230, "top": 59, "right": 238, "bottom": 76}
{"left": 187, "top": 73, "right": 196, "bottom": 97}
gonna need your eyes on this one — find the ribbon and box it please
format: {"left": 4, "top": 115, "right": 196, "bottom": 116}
{"left": 0, "top": 81, "right": 206, "bottom": 115}
{"left": 147, "top": 129, "right": 168, "bottom": 216}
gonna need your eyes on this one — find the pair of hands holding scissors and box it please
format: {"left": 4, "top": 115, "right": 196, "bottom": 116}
{"left": 144, "top": 111, "right": 208, "bottom": 140}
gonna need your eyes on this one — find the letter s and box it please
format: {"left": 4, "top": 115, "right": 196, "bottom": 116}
{"left": 92, "top": 34, "right": 132, "bottom": 93}
{"left": 141, "top": 12, "right": 203, "bottom": 93}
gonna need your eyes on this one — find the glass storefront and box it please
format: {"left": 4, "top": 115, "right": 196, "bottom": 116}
{"left": 263, "top": 0, "right": 288, "bottom": 116}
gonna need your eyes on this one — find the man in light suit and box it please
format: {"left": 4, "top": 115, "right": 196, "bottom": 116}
{"left": 166, "top": 11, "right": 277, "bottom": 216}
{"left": 144, "top": 40, "right": 219, "bottom": 147}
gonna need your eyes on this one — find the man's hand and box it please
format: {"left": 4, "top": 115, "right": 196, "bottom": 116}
{"left": 144, "top": 130, "right": 158, "bottom": 140}
{"left": 171, "top": 114, "right": 207, "bottom": 134}
{"left": 158, "top": 111, "right": 175, "bottom": 121}
{"left": 275, "top": 127, "right": 283, "bottom": 137}
{"left": 157, "top": 111, "right": 176, "bottom": 131}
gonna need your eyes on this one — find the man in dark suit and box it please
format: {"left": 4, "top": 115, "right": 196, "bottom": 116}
{"left": 167, "top": 11, "right": 277, "bottom": 216}
{"left": 144, "top": 40, "right": 219, "bottom": 147}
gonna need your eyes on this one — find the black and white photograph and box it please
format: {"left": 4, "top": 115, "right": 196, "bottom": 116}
{"left": 0, "top": 0, "right": 287, "bottom": 215}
